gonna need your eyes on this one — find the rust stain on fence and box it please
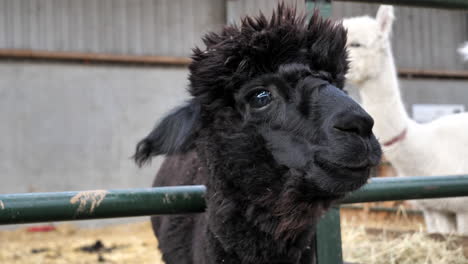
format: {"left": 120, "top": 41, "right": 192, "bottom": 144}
{"left": 70, "top": 190, "right": 109, "bottom": 215}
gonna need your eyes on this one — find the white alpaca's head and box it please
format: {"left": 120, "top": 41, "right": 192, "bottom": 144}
{"left": 343, "top": 5, "right": 395, "bottom": 86}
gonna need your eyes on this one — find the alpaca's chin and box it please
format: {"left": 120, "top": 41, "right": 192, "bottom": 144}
{"left": 345, "top": 68, "right": 372, "bottom": 86}
{"left": 344, "top": 74, "right": 363, "bottom": 87}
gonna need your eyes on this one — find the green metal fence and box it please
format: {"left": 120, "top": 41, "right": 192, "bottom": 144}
{"left": 0, "top": 186, "right": 206, "bottom": 225}
{"left": 317, "top": 175, "right": 468, "bottom": 263}
{"left": 2, "top": 175, "right": 468, "bottom": 225}
{"left": 2, "top": 175, "right": 468, "bottom": 264}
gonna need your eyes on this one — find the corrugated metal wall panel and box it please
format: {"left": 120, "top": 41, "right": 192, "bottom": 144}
{"left": 2, "top": 0, "right": 466, "bottom": 70}
{"left": 0, "top": 1, "right": 6, "bottom": 47}
{"left": 0, "top": 0, "right": 225, "bottom": 57}
{"left": 332, "top": 2, "right": 468, "bottom": 71}
{"left": 226, "top": 0, "right": 306, "bottom": 24}
{"left": 140, "top": 0, "right": 156, "bottom": 55}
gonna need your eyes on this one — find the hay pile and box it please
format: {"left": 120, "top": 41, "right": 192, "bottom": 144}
{"left": 341, "top": 204, "right": 426, "bottom": 231}
{"left": 342, "top": 224, "right": 468, "bottom": 264}
{"left": 341, "top": 208, "right": 468, "bottom": 264}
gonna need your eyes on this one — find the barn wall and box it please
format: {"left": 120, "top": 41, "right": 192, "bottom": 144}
{"left": 0, "top": 61, "right": 190, "bottom": 194}
{"left": 332, "top": 2, "right": 468, "bottom": 71}
{"left": 2, "top": 0, "right": 466, "bottom": 69}
{"left": 400, "top": 79, "right": 468, "bottom": 116}
{"left": 347, "top": 78, "right": 468, "bottom": 119}
{"left": 0, "top": 0, "right": 225, "bottom": 57}
{"left": 1, "top": 1, "right": 468, "bottom": 228}
{"left": 0, "top": 60, "right": 193, "bottom": 228}
{"left": 334, "top": 2, "right": 468, "bottom": 124}
{"left": 226, "top": 0, "right": 305, "bottom": 24}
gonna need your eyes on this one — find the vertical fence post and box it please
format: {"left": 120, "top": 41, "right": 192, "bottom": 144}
{"left": 316, "top": 206, "right": 343, "bottom": 264}
{"left": 305, "top": 3, "right": 340, "bottom": 262}
{"left": 305, "top": 0, "right": 332, "bottom": 18}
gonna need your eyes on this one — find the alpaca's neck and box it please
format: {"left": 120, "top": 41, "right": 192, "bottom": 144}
{"left": 205, "top": 193, "right": 318, "bottom": 264}
{"left": 200, "top": 135, "right": 319, "bottom": 264}
{"left": 358, "top": 49, "right": 410, "bottom": 143}
{"left": 198, "top": 120, "right": 329, "bottom": 263}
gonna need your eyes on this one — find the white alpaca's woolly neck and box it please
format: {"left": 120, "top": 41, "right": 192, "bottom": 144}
{"left": 357, "top": 48, "right": 412, "bottom": 144}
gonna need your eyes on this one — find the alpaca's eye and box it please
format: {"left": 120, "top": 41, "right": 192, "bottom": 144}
{"left": 249, "top": 90, "right": 272, "bottom": 109}
{"left": 349, "top": 42, "right": 362, "bottom": 48}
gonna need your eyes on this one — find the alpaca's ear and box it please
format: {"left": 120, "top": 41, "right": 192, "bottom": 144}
{"left": 376, "top": 5, "right": 394, "bottom": 37}
{"left": 134, "top": 100, "right": 201, "bottom": 166}
{"left": 458, "top": 42, "right": 468, "bottom": 61}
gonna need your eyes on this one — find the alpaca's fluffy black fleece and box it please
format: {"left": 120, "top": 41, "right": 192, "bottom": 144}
{"left": 188, "top": 6, "right": 348, "bottom": 111}
{"left": 134, "top": 4, "right": 379, "bottom": 264}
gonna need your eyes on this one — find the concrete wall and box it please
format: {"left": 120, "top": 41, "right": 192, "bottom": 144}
{"left": 0, "top": 61, "right": 192, "bottom": 227}
{"left": 346, "top": 78, "right": 468, "bottom": 120}
{"left": 400, "top": 79, "right": 468, "bottom": 117}
{"left": 0, "top": 61, "right": 190, "bottom": 194}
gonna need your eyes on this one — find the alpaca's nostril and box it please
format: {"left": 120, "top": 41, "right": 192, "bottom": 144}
{"left": 333, "top": 111, "right": 374, "bottom": 137}
{"left": 334, "top": 125, "right": 360, "bottom": 135}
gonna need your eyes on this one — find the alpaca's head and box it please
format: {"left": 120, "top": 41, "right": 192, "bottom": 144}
{"left": 343, "top": 5, "right": 395, "bottom": 85}
{"left": 135, "top": 6, "right": 381, "bottom": 201}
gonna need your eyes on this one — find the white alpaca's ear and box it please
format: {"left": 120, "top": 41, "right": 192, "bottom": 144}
{"left": 376, "top": 5, "right": 395, "bottom": 37}
{"left": 458, "top": 42, "right": 468, "bottom": 61}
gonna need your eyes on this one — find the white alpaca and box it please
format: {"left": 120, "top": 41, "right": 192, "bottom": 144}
{"left": 343, "top": 5, "right": 468, "bottom": 235}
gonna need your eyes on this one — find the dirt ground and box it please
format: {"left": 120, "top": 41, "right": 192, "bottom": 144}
{"left": 0, "top": 221, "right": 163, "bottom": 264}
{"left": 1, "top": 208, "right": 468, "bottom": 264}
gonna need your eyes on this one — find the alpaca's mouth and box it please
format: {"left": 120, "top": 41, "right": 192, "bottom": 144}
{"left": 305, "top": 155, "right": 372, "bottom": 195}
{"left": 314, "top": 155, "right": 371, "bottom": 178}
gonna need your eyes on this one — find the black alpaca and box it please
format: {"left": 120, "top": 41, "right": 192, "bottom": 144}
{"left": 135, "top": 5, "right": 382, "bottom": 264}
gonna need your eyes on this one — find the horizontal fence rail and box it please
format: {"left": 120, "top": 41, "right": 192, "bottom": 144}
{"left": 334, "top": 0, "right": 468, "bottom": 9}
{"left": 2, "top": 175, "right": 468, "bottom": 225}
{"left": 0, "top": 186, "right": 206, "bottom": 225}
{"left": 342, "top": 175, "right": 468, "bottom": 203}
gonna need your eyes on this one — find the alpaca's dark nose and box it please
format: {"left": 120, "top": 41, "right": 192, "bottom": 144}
{"left": 333, "top": 110, "right": 374, "bottom": 137}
